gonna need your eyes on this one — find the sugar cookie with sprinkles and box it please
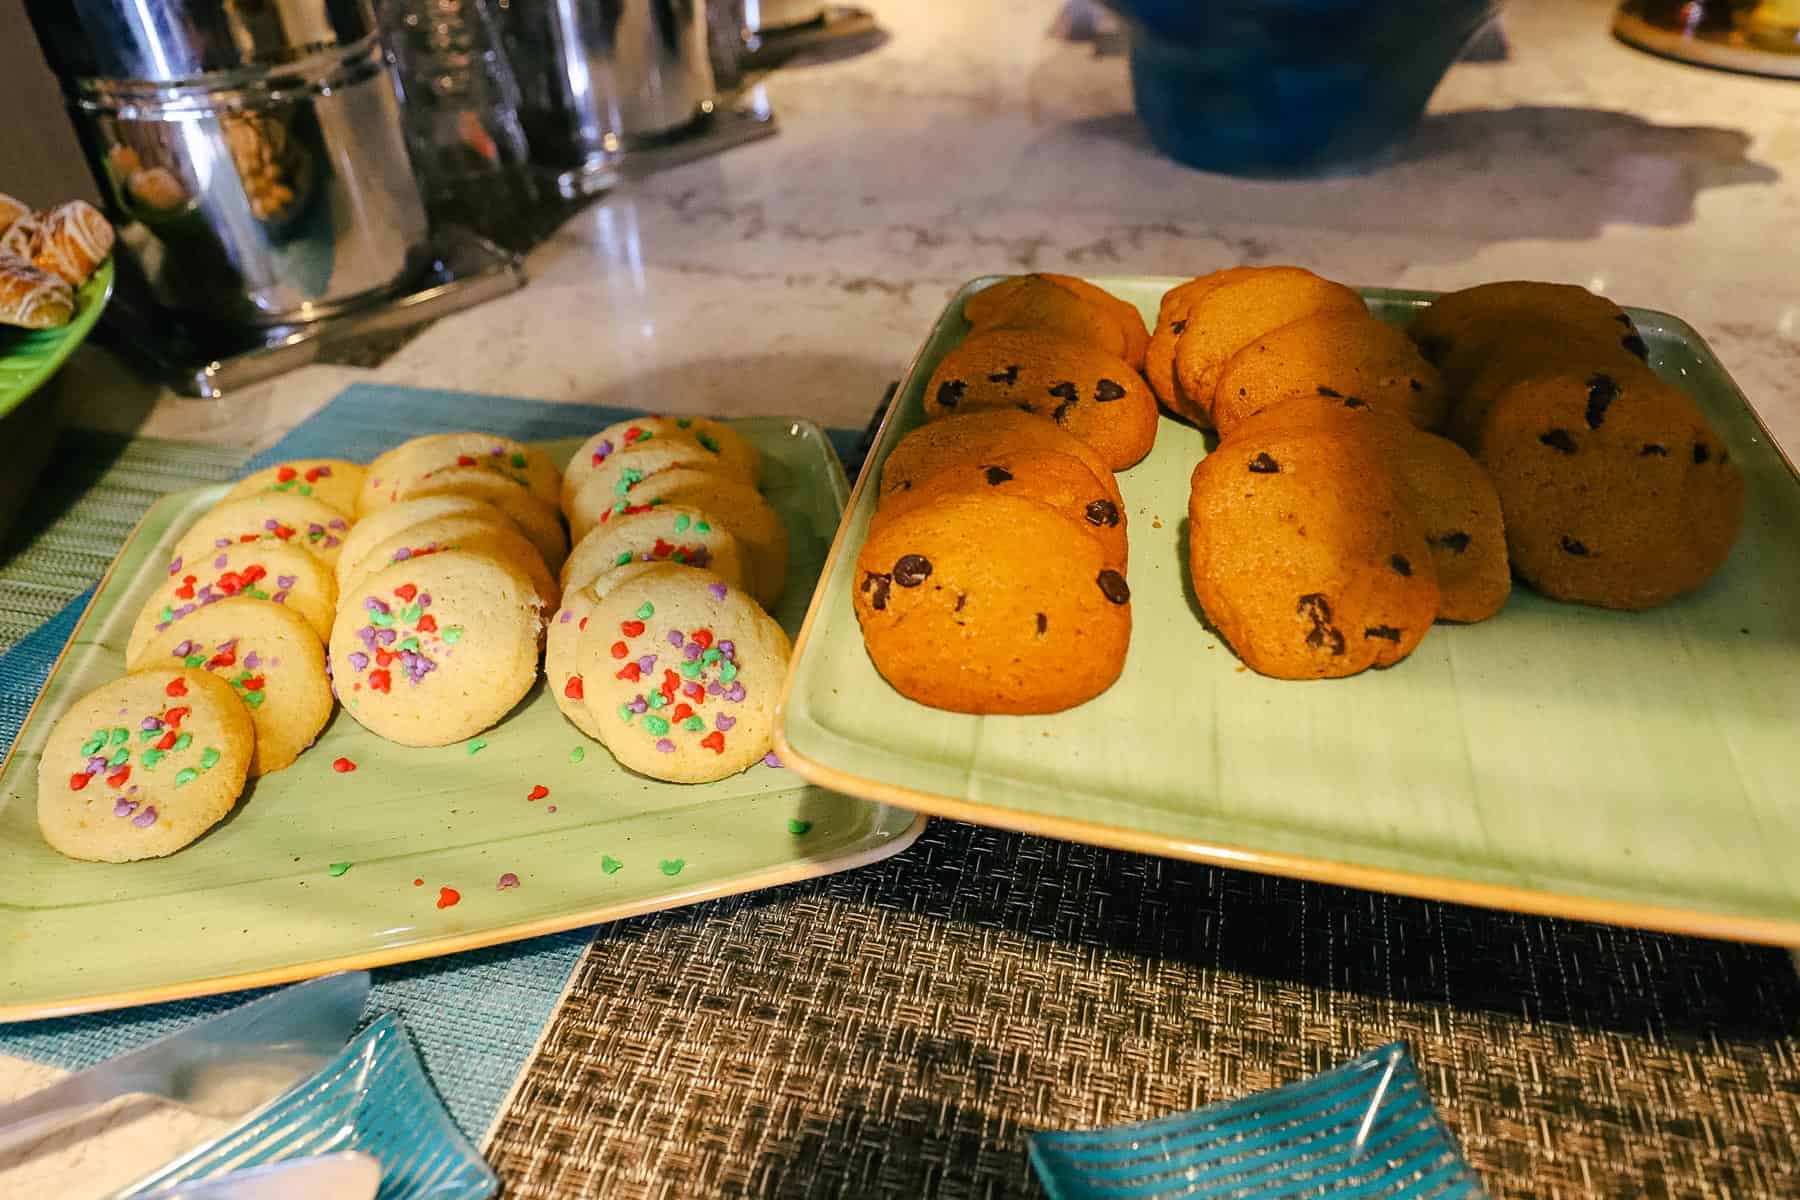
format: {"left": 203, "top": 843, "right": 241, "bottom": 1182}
{"left": 127, "top": 540, "right": 335, "bottom": 665}
{"left": 578, "top": 564, "right": 791, "bottom": 783}
{"left": 546, "top": 584, "right": 604, "bottom": 739}
{"left": 126, "top": 598, "right": 332, "bottom": 775}
{"left": 173, "top": 494, "right": 352, "bottom": 570}
{"left": 334, "top": 494, "right": 500, "bottom": 591}
{"left": 563, "top": 415, "right": 762, "bottom": 510}
{"left": 568, "top": 467, "right": 788, "bottom": 608}
{"left": 563, "top": 441, "right": 737, "bottom": 534}
{"left": 383, "top": 468, "right": 568, "bottom": 576}
{"left": 358, "top": 433, "right": 562, "bottom": 516}
{"left": 561, "top": 504, "right": 753, "bottom": 596}
{"left": 340, "top": 512, "right": 557, "bottom": 608}
{"left": 222, "top": 459, "right": 365, "bottom": 518}
{"left": 329, "top": 550, "right": 544, "bottom": 746}
{"left": 36, "top": 669, "right": 253, "bottom": 861}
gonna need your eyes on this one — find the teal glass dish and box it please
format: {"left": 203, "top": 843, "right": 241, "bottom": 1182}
{"left": 1105, "top": 0, "right": 1501, "bottom": 176}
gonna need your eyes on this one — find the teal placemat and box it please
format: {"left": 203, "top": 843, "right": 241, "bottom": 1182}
{"left": 0, "top": 382, "right": 871, "bottom": 1141}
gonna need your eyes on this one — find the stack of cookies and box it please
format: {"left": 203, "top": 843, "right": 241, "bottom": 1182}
{"left": 549, "top": 416, "right": 793, "bottom": 782}
{"left": 1158, "top": 266, "right": 1507, "bottom": 680}
{"left": 853, "top": 274, "right": 1157, "bottom": 714}
{"left": 43, "top": 458, "right": 368, "bottom": 862}
{"left": 1408, "top": 282, "right": 1744, "bottom": 611}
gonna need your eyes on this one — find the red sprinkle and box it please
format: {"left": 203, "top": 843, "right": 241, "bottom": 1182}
{"left": 614, "top": 663, "right": 640, "bottom": 683}
{"left": 691, "top": 629, "right": 713, "bottom": 650}
{"left": 374, "top": 648, "right": 396, "bottom": 668}
{"left": 394, "top": 583, "right": 418, "bottom": 602}
{"left": 277, "top": 466, "right": 297, "bottom": 482}
{"left": 69, "top": 772, "right": 90, "bottom": 791}
{"left": 165, "top": 677, "right": 188, "bottom": 697}
{"left": 238, "top": 533, "right": 257, "bottom": 543}
{"left": 165, "top": 706, "right": 190, "bottom": 728}
{"left": 564, "top": 674, "right": 585, "bottom": 699}
{"left": 156, "top": 731, "right": 177, "bottom": 751}
{"left": 456, "top": 454, "right": 476, "bottom": 467}
{"left": 683, "top": 682, "right": 705, "bottom": 702}
{"left": 217, "top": 571, "right": 243, "bottom": 595}
{"left": 620, "top": 619, "right": 645, "bottom": 638}
{"left": 332, "top": 757, "right": 357, "bottom": 773}
{"left": 174, "top": 579, "right": 195, "bottom": 600}
{"left": 107, "top": 766, "right": 130, "bottom": 788}
{"left": 671, "top": 703, "right": 693, "bottom": 721}
{"left": 242, "top": 674, "right": 266, "bottom": 691}
{"left": 528, "top": 784, "right": 549, "bottom": 801}
{"left": 207, "top": 650, "right": 236, "bottom": 669}
{"left": 413, "top": 877, "right": 424, "bottom": 886}
{"left": 437, "top": 886, "right": 461, "bottom": 908}
{"left": 609, "top": 641, "right": 629, "bottom": 660}
{"left": 626, "top": 426, "right": 645, "bottom": 442}
{"left": 304, "top": 466, "right": 324, "bottom": 482}
{"left": 651, "top": 538, "right": 675, "bottom": 558}
{"left": 417, "top": 614, "right": 438, "bottom": 633}
{"left": 578, "top": 617, "right": 588, "bottom": 631}
{"left": 243, "top": 564, "right": 268, "bottom": 584}
{"left": 273, "top": 524, "right": 295, "bottom": 540}
{"left": 369, "top": 669, "right": 392, "bottom": 693}
{"left": 700, "top": 731, "right": 726, "bottom": 753}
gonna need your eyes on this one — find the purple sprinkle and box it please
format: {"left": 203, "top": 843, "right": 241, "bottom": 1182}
{"left": 175, "top": 603, "right": 196, "bottom": 618}
{"left": 213, "top": 554, "right": 229, "bottom": 569}
{"left": 357, "top": 626, "right": 377, "bottom": 650}
{"left": 547, "top": 805, "right": 557, "bottom": 813}
{"left": 86, "top": 755, "right": 107, "bottom": 774}
{"left": 155, "top": 622, "right": 170, "bottom": 632}
{"left": 114, "top": 798, "right": 137, "bottom": 817}
{"left": 707, "top": 682, "right": 723, "bottom": 696}
{"left": 217, "top": 638, "right": 238, "bottom": 652}
{"left": 683, "top": 644, "right": 700, "bottom": 662}
{"left": 496, "top": 872, "right": 520, "bottom": 891}
{"left": 272, "top": 592, "right": 289, "bottom": 604}
{"left": 630, "top": 697, "right": 648, "bottom": 713}
{"left": 270, "top": 657, "right": 281, "bottom": 668}
{"left": 308, "top": 523, "right": 324, "bottom": 536}
{"left": 715, "top": 714, "right": 736, "bottom": 732}
{"left": 393, "top": 547, "right": 412, "bottom": 561}
{"left": 132, "top": 805, "right": 158, "bottom": 828}
{"left": 243, "top": 651, "right": 262, "bottom": 670}
{"left": 707, "top": 582, "right": 728, "bottom": 600}
{"left": 692, "top": 548, "right": 712, "bottom": 568}
{"left": 638, "top": 654, "right": 656, "bottom": 673}
{"left": 490, "top": 446, "right": 504, "bottom": 456}
{"left": 763, "top": 752, "right": 783, "bottom": 768}
{"left": 418, "top": 593, "right": 431, "bottom": 608}
{"left": 316, "top": 466, "right": 333, "bottom": 478}
{"left": 726, "top": 682, "right": 746, "bottom": 703}
{"left": 140, "top": 716, "right": 162, "bottom": 731}
{"left": 329, "top": 517, "right": 347, "bottom": 529}
{"left": 213, "top": 538, "right": 231, "bottom": 548}
{"left": 667, "top": 631, "right": 684, "bottom": 647}
{"left": 276, "top": 574, "right": 297, "bottom": 589}
{"left": 558, "top": 609, "right": 573, "bottom": 624}
{"left": 263, "top": 518, "right": 279, "bottom": 531}
{"left": 325, "top": 535, "right": 341, "bottom": 548}
{"left": 375, "top": 628, "right": 396, "bottom": 645}
{"left": 719, "top": 640, "right": 735, "bottom": 656}
{"left": 197, "top": 585, "right": 217, "bottom": 602}
{"left": 348, "top": 651, "right": 369, "bottom": 671}
{"left": 655, "top": 738, "right": 676, "bottom": 753}
{"left": 368, "top": 597, "right": 391, "bottom": 614}
{"left": 597, "top": 439, "right": 614, "bottom": 456}
{"left": 168, "top": 556, "right": 183, "bottom": 575}
{"left": 172, "top": 639, "right": 194, "bottom": 656}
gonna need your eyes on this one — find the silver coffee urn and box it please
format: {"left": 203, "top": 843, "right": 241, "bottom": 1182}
{"left": 25, "top": 0, "right": 432, "bottom": 326}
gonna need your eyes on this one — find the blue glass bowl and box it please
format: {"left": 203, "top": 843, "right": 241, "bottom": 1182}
{"left": 1106, "top": 0, "right": 1501, "bottom": 176}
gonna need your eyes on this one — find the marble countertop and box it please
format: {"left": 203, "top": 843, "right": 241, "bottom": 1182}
{"left": 50, "top": 0, "right": 1800, "bottom": 458}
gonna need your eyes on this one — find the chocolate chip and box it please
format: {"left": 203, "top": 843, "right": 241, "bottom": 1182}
{"left": 1622, "top": 333, "right": 1649, "bottom": 360}
{"left": 861, "top": 572, "right": 891, "bottom": 610}
{"left": 1390, "top": 554, "right": 1412, "bottom": 577}
{"left": 1409, "top": 378, "right": 1424, "bottom": 393}
{"left": 1094, "top": 378, "right": 1126, "bottom": 403}
{"left": 1316, "top": 386, "right": 1342, "bottom": 398}
{"left": 1560, "top": 536, "right": 1589, "bottom": 556}
{"left": 954, "top": 592, "right": 966, "bottom": 613}
{"left": 1035, "top": 612, "right": 1047, "bottom": 635}
{"left": 1693, "top": 442, "right": 1711, "bottom": 464}
{"left": 983, "top": 465, "right": 1013, "bottom": 485}
{"left": 897, "top": 478, "right": 913, "bottom": 490}
{"left": 1430, "top": 531, "right": 1471, "bottom": 555}
{"left": 1097, "top": 569, "right": 1130, "bottom": 605}
{"left": 893, "top": 554, "right": 932, "bottom": 586}
{"left": 1540, "top": 429, "right": 1577, "bottom": 454}
{"left": 987, "top": 364, "right": 1021, "bottom": 385}
{"left": 1342, "top": 396, "right": 1367, "bottom": 409}
{"left": 1297, "top": 593, "right": 1346, "bottom": 656}
{"left": 1048, "top": 380, "right": 1079, "bottom": 425}
{"left": 1170, "top": 318, "right": 1188, "bottom": 335}
{"left": 1364, "top": 625, "right": 1402, "bottom": 642}
{"left": 1585, "top": 373, "right": 1617, "bottom": 429}
{"left": 1248, "top": 452, "right": 1280, "bottom": 474}
{"left": 1641, "top": 444, "right": 1669, "bottom": 457}
{"left": 1415, "top": 334, "right": 1448, "bottom": 365}
{"left": 1085, "top": 499, "right": 1120, "bottom": 527}
{"left": 936, "top": 379, "right": 966, "bottom": 409}
{"left": 1016, "top": 402, "right": 1036, "bottom": 414}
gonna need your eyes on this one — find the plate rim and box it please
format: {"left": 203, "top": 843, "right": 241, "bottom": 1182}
{"left": 774, "top": 275, "right": 1800, "bottom": 949}
{"left": 0, "top": 258, "right": 115, "bottom": 420}
{"left": 0, "top": 422, "right": 927, "bottom": 1023}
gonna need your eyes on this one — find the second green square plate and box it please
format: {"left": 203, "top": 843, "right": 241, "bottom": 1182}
{"left": 778, "top": 277, "right": 1800, "bottom": 945}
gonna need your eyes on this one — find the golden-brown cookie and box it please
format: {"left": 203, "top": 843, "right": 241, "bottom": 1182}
{"left": 921, "top": 329, "right": 1157, "bottom": 470}
{"left": 963, "top": 275, "right": 1131, "bottom": 363}
{"left": 1472, "top": 366, "right": 1743, "bottom": 610}
{"left": 1188, "top": 419, "right": 1440, "bottom": 679}
{"left": 873, "top": 445, "right": 1127, "bottom": 570}
{"left": 1406, "top": 281, "right": 1646, "bottom": 395}
{"left": 1039, "top": 274, "right": 1150, "bottom": 370}
{"left": 1211, "top": 309, "right": 1448, "bottom": 438}
{"left": 853, "top": 492, "right": 1131, "bottom": 714}
{"left": 879, "top": 410, "right": 1120, "bottom": 509}
{"left": 1145, "top": 268, "right": 1259, "bottom": 425}
{"left": 1173, "top": 267, "right": 1366, "bottom": 423}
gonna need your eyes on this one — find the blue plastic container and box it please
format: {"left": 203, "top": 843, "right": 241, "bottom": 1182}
{"left": 1106, "top": 0, "right": 1501, "bottom": 176}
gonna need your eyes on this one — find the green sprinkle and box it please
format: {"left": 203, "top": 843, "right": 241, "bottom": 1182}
{"left": 617, "top": 704, "right": 635, "bottom": 723}
{"left": 719, "top": 662, "right": 738, "bottom": 682}
{"left": 510, "top": 452, "right": 527, "bottom": 468}
{"left": 199, "top": 746, "right": 220, "bottom": 768}
{"left": 370, "top": 609, "right": 395, "bottom": 628}
{"left": 671, "top": 551, "right": 687, "bottom": 563}
{"left": 109, "top": 727, "right": 129, "bottom": 747}
{"left": 646, "top": 691, "right": 665, "bottom": 709}
{"left": 139, "top": 728, "right": 158, "bottom": 743}
{"left": 695, "top": 521, "right": 711, "bottom": 533}
{"left": 328, "top": 862, "right": 352, "bottom": 877}
{"left": 245, "top": 588, "right": 269, "bottom": 600}
{"left": 787, "top": 818, "right": 812, "bottom": 836}
{"left": 175, "top": 767, "right": 198, "bottom": 787}
{"left": 644, "top": 715, "right": 670, "bottom": 735}
{"left": 467, "top": 738, "right": 487, "bottom": 755}
{"left": 159, "top": 606, "right": 174, "bottom": 622}
{"left": 298, "top": 485, "right": 313, "bottom": 496}
{"left": 635, "top": 602, "right": 654, "bottom": 620}
{"left": 398, "top": 636, "right": 421, "bottom": 653}
{"left": 142, "top": 749, "right": 166, "bottom": 768}
{"left": 679, "top": 660, "right": 702, "bottom": 680}
{"left": 399, "top": 605, "right": 422, "bottom": 623}
{"left": 442, "top": 626, "right": 464, "bottom": 644}
{"left": 612, "top": 500, "right": 629, "bottom": 515}
{"left": 107, "top": 748, "right": 129, "bottom": 767}
{"left": 569, "top": 746, "right": 586, "bottom": 764}
{"left": 184, "top": 654, "right": 205, "bottom": 668}
{"left": 659, "top": 859, "right": 685, "bottom": 876}
{"left": 80, "top": 734, "right": 104, "bottom": 756}
{"left": 674, "top": 514, "right": 691, "bottom": 533}
{"left": 235, "top": 671, "right": 253, "bottom": 685}
{"left": 696, "top": 432, "right": 720, "bottom": 453}
{"left": 601, "top": 855, "right": 623, "bottom": 875}
{"left": 173, "top": 733, "right": 193, "bottom": 752}
{"left": 701, "top": 648, "right": 721, "bottom": 665}
{"left": 683, "top": 716, "right": 704, "bottom": 732}
{"left": 245, "top": 691, "right": 266, "bottom": 709}
{"left": 615, "top": 551, "right": 634, "bottom": 566}
{"left": 623, "top": 468, "right": 643, "bottom": 484}
{"left": 675, "top": 417, "right": 693, "bottom": 429}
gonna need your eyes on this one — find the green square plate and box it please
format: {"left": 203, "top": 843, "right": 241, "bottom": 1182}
{"left": 0, "top": 257, "right": 114, "bottom": 417}
{"left": 777, "top": 277, "right": 1800, "bottom": 945}
{"left": 0, "top": 419, "right": 923, "bottom": 1021}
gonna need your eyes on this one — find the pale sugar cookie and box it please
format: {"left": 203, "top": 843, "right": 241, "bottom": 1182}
{"left": 341, "top": 512, "right": 557, "bottom": 608}
{"left": 174, "top": 494, "right": 351, "bottom": 569}
{"left": 358, "top": 433, "right": 562, "bottom": 516}
{"left": 561, "top": 504, "right": 753, "bottom": 596}
{"left": 128, "top": 541, "right": 335, "bottom": 665}
{"left": 222, "top": 459, "right": 364, "bottom": 518}
{"left": 334, "top": 494, "right": 499, "bottom": 591}
{"left": 562, "top": 415, "right": 761, "bottom": 510}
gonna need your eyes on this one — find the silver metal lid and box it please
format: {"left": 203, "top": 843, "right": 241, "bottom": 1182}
{"left": 26, "top": 0, "right": 380, "bottom": 83}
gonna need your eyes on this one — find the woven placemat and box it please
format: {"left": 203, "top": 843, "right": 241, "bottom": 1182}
{"left": 487, "top": 821, "right": 1800, "bottom": 1198}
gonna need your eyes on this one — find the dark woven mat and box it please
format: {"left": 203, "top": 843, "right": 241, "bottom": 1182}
{"left": 487, "top": 819, "right": 1800, "bottom": 1199}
